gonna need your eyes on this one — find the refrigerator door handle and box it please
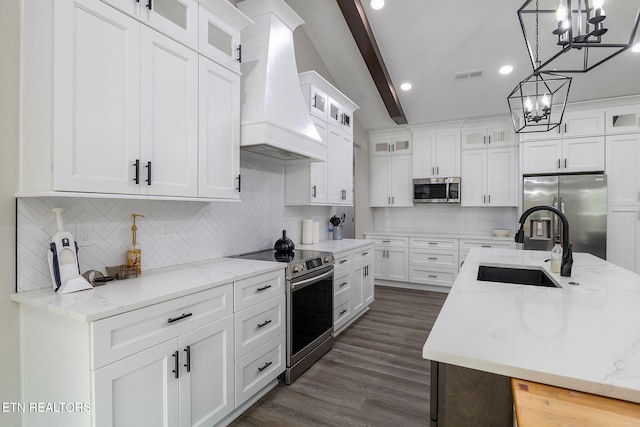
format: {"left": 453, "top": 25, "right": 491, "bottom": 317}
{"left": 552, "top": 196, "right": 559, "bottom": 239}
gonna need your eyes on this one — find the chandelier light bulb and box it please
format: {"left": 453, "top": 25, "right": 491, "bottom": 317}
{"left": 593, "top": 0, "right": 605, "bottom": 9}
{"left": 541, "top": 94, "right": 550, "bottom": 108}
{"left": 524, "top": 97, "right": 533, "bottom": 113}
{"left": 556, "top": 2, "right": 568, "bottom": 22}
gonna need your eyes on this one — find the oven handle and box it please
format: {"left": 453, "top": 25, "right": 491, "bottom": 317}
{"left": 290, "top": 268, "right": 334, "bottom": 291}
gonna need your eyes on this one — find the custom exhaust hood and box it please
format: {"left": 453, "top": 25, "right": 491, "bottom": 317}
{"left": 237, "top": 0, "right": 325, "bottom": 162}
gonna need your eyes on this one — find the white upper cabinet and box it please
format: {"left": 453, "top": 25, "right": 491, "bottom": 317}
{"left": 100, "top": 0, "right": 199, "bottom": 48}
{"left": 370, "top": 155, "right": 413, "bottom": 207}
{"left": 461, "top": 147, "right": 517, "bottom": 207}
{"left": 411, "top": 128, "right": 460, "bottom": 178}
{"left": 521, "top": 136, "right": 605, "bottom": 175}
{"left": 198, "top": 56, "right": 241, "bottom": 199}
{"left": 198, "top": 1, "right": 252, "bottom": 73}
{"left": 606, "top": 133, "right": 640, "bottom": 206}
{"left": 605, "top": 106, "right": 640, "bottom": 134}
{"left": 519, "top": 109, "right": 605, "bottom": 142}
{"left": 462, "top": 124, "right": 515, "bottom": 150}
{"left": 370, "top": 134, "right": 412, "bottom": 156}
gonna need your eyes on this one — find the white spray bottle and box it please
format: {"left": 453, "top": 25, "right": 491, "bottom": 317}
{"left": 47, "top": 208, "right": 93, "bottom": 294}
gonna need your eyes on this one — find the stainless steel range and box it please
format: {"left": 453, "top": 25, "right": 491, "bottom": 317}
{"left": 231, "top": 249, "right": 335, "bottom": 383}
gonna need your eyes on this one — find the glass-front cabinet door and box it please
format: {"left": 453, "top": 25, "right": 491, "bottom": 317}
{"left": 144, "top": 0, "right": 198, "bottom": 47}
{"left": 198, "top": 2, "right": 252, "bottom": 73}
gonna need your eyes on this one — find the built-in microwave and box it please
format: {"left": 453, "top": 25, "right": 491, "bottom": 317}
{"left": 413, "top": 177, "right": 461, "bottom": 203}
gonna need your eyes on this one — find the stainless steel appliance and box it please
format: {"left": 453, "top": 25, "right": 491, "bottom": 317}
{"left": 231, "top": 249, "right": 335, "bottom": 384}
{"left": 413, "top": 177, "right": 460, "bottom": 203}
{"left": 522, "top": 174, "right": 607, "bottom": 259}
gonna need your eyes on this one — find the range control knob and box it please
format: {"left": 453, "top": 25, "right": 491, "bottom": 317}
{"left": 323, "top": 255, "right": 334, "bottom": 264}
{"left": 292, "top": 264, "right": 304, "bottom": 273}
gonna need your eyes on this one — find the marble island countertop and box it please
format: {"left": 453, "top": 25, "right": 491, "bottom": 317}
{"left": 364, "top": 230, "right": 515, "bottom": 241}
{"left": 10, "top": 258, "right": 283, "bottom": 322}
{"left": 423, "top": 247, "right": 640, "bottom": 403}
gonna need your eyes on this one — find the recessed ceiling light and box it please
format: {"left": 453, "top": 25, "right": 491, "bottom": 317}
{"left": 632, "top": 43, "right": 640, "bottom": 53}
{"left": 400, "top": 82, "right": 412, "bottom": 91}
{"left": 499, "top": 65, "right": 514, "bottom": 75}
{"left": 371, "top": 0, "right": 385, "bottom": 10}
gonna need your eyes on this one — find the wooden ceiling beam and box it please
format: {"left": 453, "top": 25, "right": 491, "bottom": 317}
{"left": 336, "top": 0, "right": 408, "bottom": 125}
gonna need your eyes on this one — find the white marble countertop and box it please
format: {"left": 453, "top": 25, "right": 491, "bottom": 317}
{"left": 364, "top": 231, "right": 514, "bottom": 241}
{"left": 296, "top": 238, "right": 373, "bottom": 254}
{"left": 10, "top": 258, "right": 283, "bottom": 322}
{"left": 423, "top": 247, "right": 640, "bottom": 403}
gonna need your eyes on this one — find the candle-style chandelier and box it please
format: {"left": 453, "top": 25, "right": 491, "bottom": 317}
{"left": 518, "top": 0, "right": 640, "bottom": 73}
{"left": 509, "top": 0, "right": 573, "bottom": 134}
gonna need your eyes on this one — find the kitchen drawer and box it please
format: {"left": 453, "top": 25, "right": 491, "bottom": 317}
{"left": 410, "top": 237, "right": 459, "bottom": 251}
{"left": 234, "top": 269, "right": 285, "bottom": 312}
{"left": 366, "top": 235, "right": 409, "bottom": 247}
{"left": 234, "top": 294, "right": 285, "bottom": 359}
{"left": 235, "top": 334, "right": 285, "bottom": 405}
{"left": 334, "top": 298, "right": 351, "bottom": 331}
{"left": 334, "top": 271, "right": 351, "bottom": 300}
{"left": 353, "top": 244, "right": 375, "bottom": 264}
{"left": 409, "top": 267, "right": 457, "bottom": 288}
{"left": 91, "top": 284, "right": 233, "bottom": 369}
{"left": 460, "top": 239, "right": 516, "bottom": 251}
{"left": 410, "top": 249, "right": 459, "bottom": 269}
{"left": 334, "top": 250, "right": 352, "bottom": 272}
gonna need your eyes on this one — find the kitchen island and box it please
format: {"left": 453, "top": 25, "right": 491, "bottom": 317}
{"left": 423, "top": 247, "right": 640, "bottom": 414}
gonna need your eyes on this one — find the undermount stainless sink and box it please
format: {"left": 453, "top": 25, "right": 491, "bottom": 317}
{"left": 477, "top": 264, "right": 561, "bottom": 288}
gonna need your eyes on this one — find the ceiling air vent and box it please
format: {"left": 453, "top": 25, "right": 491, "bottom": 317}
{"left": 454, "top": 69, "right": 484, "bottom": 81}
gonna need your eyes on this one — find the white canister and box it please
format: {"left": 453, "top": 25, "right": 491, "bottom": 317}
{"left": 312, "top": 221, "right": 320, "bottom": 244}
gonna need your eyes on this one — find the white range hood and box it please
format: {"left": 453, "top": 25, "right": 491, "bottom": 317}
{"left": 237, "top": 0, "right": 325, "bottom": 162}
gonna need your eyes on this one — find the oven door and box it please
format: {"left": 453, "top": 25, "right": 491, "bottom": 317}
{"left": 287, "top": 266, "right": 334, "bottom": 367}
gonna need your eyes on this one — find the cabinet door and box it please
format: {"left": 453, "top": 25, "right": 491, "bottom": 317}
{"left": 309, "top": 85, "right": 328, "bottom": 121}
{"left": 386, "top": 248, "right": 408, "bottom": 282}
{"left": 372, "top": 248, "right": 386, "bottom": 279}
{"left": 434, "top": 130, "right": 460, "bottom": 176}
{"left": 142, "top": 0, "right": 198, "bottom": 48}
{"left": 363, "top": 262, "right": 374, "bottom": 306}
{"left": 339, "top": 132, "right": 354, "bottom": 205}
{"left": 93, "top": 339, "right": 179, "bottom": 427}
{"left": 562, "top": 136, "right": 605, "bottom": 173}
{"left": 140, "top": 26, "right": 198, "bottom": 197}
{"left": 309, "top": 118, "right": 328, "bottom": 204}
{"left": 606, "top": 107, "right": 640, "bottom": 134}
{"left": 198, "top": 56, "right": 240, "bottom": 199}
{"left": 562, "top": 109, "right": 605, "bottom": 138}
{"left": 198, "top": 5, "right": 245, "bottom": 73}
{"left": 461, "top": 128, "right": 487, "bottom": 150}
{"left": 412, "top": 133, "right": 435, "bottom": 177}
{"left": 606, "top": 133, "right": 640, "bottom": 206}
{"left": 521, "top": 140, "right": 562, "bottom": 174}
{"left": 487, "top": 127, "right": 515, "bottom": 147}
{"left": 607, "top": 207, "right": 640, "bottom": 274}
{"left": 370, "top": 157, "right": 391, "bottom": 207}
{"left": 390, "top": 155, "right": 413, "bottom": 207}
{"left": 179, "top": 317, "right": 234, "bottom": 427}
{"left": 327, "top": 127, "right": 343, "bottom": 205}
{"left": 461, "top": 150, "right": 487, "bottom": 207}
{"left": 54, "top": 0, "right": 141, "bottom": 194}
{"left": 350, "top": 264, "right": 364, "bottom": 315}
{"left": 487, "top": 147, "right": 517, "bottom": 206}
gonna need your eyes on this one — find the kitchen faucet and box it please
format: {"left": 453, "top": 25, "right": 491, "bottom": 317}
{"left": 515, "top": 205, "right": 573, "bottom": 277}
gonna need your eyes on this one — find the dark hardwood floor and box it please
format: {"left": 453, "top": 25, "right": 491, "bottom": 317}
{"left": 230, "top": 285, "right": 448, "bottom": 427}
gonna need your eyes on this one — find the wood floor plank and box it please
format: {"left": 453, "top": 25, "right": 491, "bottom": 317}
{"left": 229, "top": 286, "right": 447, "bottom": 426}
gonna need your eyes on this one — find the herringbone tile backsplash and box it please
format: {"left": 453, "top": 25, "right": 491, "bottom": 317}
{"left": 17, "top": 156, "right": 332, "bottom": 292}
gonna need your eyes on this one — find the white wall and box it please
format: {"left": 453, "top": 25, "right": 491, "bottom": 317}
{"left": 0, "top": 0, "right": 22, "bottom": 425}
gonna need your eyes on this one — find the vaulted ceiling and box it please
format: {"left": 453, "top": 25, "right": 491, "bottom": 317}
{"left": 286, "top": 0, "right": 640, "bottom": 131}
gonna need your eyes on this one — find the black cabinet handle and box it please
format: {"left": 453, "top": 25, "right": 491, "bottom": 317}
{"left": 168, "top": 312, "right": 192, "bottom": 323}
{"left": 258, "top": 361, "right": 272, "bottom": 372}
{"left": 133, "top": 159, "right": 140, "bottom": 184}
{"left": 340, "top": 282, "right": 348, "bottom": 287}
{"left": 312, "top": 185, "right": 317, "bottom": 198}
{"left": 183, "top": 345, "right": 191, "bottom": 373}
{"left": 172, "top": 351, "right": 179, "bottom": 379}
{"left": 147, "top": 0, "right": 152, "bottom": 9}
{"left": 257, "top": 319, "right": 272, "bottom": 328}
{"left": 145, "top": 161, "right": 152, "bottom": 185}
{"left": 339, "top": 309, "right": 347, "bottom": 316}
{"left": 236, "top": 45, "right": 242, "bottom": 63}
{"left": 256, "top": 284, "right": 272, "bottom": 292}
{"left": 339, "top": 259, "right": 348, "bottom": 264}
{"left": 564, "top": 158, "right": 567, "bottom": 168}
{"left": 362, "top": 252, "right": 368, "bottom": 256}
{"left": 236, "top": 174, "right": 241, "bottom": 192}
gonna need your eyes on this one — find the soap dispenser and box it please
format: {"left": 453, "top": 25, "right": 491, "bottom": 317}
{"left": 127, "top": 214, "right": 145, "bottom": 276}
{"left": 550, "top": 237, "right": 562, "bottom": 274}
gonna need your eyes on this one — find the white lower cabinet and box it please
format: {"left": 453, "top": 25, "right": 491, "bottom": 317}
{"left": 459, "top": 239, "right": 517, "bottom": 267}
{"left": 332, "top": 244, "right": 375, "bottom": 334}
{"left": 367, "top": 236, "right": 409, "bottom": 282}
{"left": 607, "top": 206, "right": 640, "bottom": 274}
{"left": 409, "top": 237, "right": 459, "bottom": 288}
{"left": 17, "top": 269, "right": 286, "bottom": 427}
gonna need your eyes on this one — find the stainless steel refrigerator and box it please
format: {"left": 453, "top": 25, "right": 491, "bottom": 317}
{"left": 522, "top": 174, "right": 607, "bottom": 259}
